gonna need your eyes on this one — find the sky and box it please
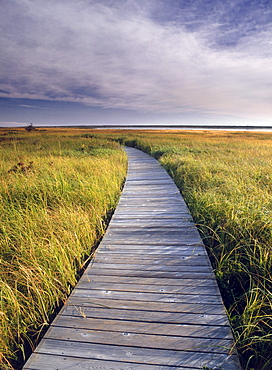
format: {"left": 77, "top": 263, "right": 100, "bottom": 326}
{"left": 0, "top": 0, "right": 272, "bottom": 127}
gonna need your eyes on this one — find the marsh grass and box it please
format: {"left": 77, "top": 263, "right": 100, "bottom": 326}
{"left": 0, "top": 128, "right": 126, "bottom": 369}
{"left": 96, "top": 129, "right": 272, "bottom": 370}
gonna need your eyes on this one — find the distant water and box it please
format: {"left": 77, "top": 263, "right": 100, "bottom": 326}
{"left": 94, "top": 125, "right": 272, "bottom": 132}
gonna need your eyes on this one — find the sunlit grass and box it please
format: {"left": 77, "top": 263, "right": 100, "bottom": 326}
{"left": 0, "top": 128, "right": 127, "bottom": 369}
{"left": 95, "top": 129, "right": 272, "bottom": 370}
{"left": 2, "top": 127, "right": 272, "bottom": 369}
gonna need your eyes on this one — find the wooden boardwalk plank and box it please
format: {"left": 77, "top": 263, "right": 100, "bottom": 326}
{"left": 92, "top": 255, "right": 211, "bottom": 265}
{"left": 69, "top": 290, "right": 223, "bottom": 306}
{"left": 24, "top": 340, "right": 240, "bottom": 369}
{"left": 79, "top": 275, "right": 219, "bottom": 287}
{"left": 24, "top": 355, "right": 196, "bottom": 370}
{"left": 84, "top": 269, "right": 214, "bottom": 279}
{"left": 52, "top": 315, "right": 232, "bottom": 338}
{"left": 65, "top": 297, "right": 226, "bottom": 315}
{"left": 37, "top": 326, "right": 234, "bottom": 353}
{"left": 60, "top": 304, "right": 229, "bottom": 326}
{"left": 23, "top": 147, "right": 240, "bottom": 370}
{"left": 75, "top": 281, "right": 221, "bottom": 296}
{"left": 83, "top": 262, "right": 213, "bottom": 272}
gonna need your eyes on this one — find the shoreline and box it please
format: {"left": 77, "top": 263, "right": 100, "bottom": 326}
{"left": 1, "top": 124, "right": 272, "bottom": 131}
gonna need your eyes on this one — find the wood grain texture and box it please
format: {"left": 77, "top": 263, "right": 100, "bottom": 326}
{"left": 23, "top": 147, "right": 241, "bottom": 370}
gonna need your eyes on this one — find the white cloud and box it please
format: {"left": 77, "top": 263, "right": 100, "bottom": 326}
{"left": 0, "top": 0, "right": 272, "bottom": 121}
{"left": 0, "top": 121, "right": 29, "bottom": 127}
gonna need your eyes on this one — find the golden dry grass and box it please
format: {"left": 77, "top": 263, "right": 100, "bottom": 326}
{"left": 0, "top": 128, "right": 127, "bottom": 369}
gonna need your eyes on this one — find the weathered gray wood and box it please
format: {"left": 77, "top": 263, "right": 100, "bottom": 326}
{"left": 97, "top": 242, "right": 205, "bottom": 250}
{"left": 106, "top": 226, "right": 201, "bottom": 232}
{"left": 79, "top": 274, "right": 218, "bottom": 287}
{"left": 92, "top": 255, "right": 210, "bottom": 266}
{"left": 23, "top": 353, "right": 200, "bottom": 370}
{"left": 100, "top": 237, "right": 203, "bottom": 244}
{"left": 85, "top": 268, "right": 213, "bottom": 279}
{"left": 52, "top": 315, "right": 232, "bottom": 338}
{"left": 92, "top": 254, "right": 209, "bottom": 264}
{"left": 65, "top": 297, "right": 226, "bottom": 315}
{"left": 40, "top": 326, "right": 234, "bottom": 353}
{"left": 76, "top": 281, "right": 220, "bottom": 296}
{"left": 110, "top": 220, "right": 194, "bottom": 227}
{"left": 97, "top": 245, "right": 206, "bottom": 254}
{"left": 85, "top": 262, "right": 212, "bottom": 272}
{"left": 23, "top": 353, "right": 236, "bottom": 370}
{"left": 25, "top": 339, "right": 240, "bottom": 369}
{"left": 113, "top": 213, "right": 192, "bottom": 218}
{"left": 23, "top": 146, "right": 240, "bottom": 370}
{"left": 69, "top": 289, "right": 223, "bottom": 306}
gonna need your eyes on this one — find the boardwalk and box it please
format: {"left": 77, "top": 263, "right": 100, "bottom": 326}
{"left": 23, "top": 147, "right": 241, "bottom": 370}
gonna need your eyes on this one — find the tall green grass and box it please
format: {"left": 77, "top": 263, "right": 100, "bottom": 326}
{"left": 96, "top": 129, "right": 272, "bottom": 370}
{"left": 0, "top": 129, "right": 127, "bottom": 369}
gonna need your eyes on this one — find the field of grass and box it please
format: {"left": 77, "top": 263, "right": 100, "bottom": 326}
{"left": 1, "top": 127, "right": 271, "bottom": 369}
{"left": 95, "top": 129, "right": 272, "bottom": 370}
{"left": 0, "top": 128, "right": 127, "bottom": 369}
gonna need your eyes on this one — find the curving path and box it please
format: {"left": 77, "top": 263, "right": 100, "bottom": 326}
{"left": 23, "top": 147, "right": 241, "bottom": 369}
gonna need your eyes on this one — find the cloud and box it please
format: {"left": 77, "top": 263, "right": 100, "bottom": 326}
{"left": 0, "top": 121, "right": 29, "bottom": 127}
{"left": 0, "top": 0, "right": 272, "bottom": 121}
